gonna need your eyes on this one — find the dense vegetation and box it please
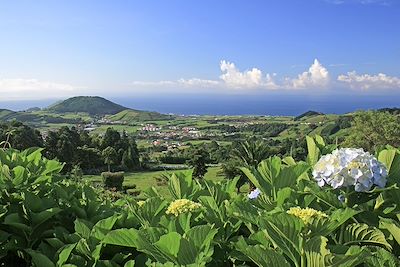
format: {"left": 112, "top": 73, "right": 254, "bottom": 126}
{"left": 344, "top": 110, "right": 400, "bottom": 151}
{"left": 202, "top": 122, "right": 288, "bottom": 137}
{"left": 0, "top": 123, "right": 141, "bottom": 174}
{"left": 1, "top": 135, "right": 400, "bottom": 266}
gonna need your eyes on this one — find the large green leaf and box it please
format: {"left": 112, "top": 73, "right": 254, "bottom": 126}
{"left": 380, "top": 218, "right": 400, "bottom": 246}
{"left": 304, "top": 236, "right": 329, "bottom": 267}
{"left": 306, "top": 136, "right": 320, "bottom": 166}
{"left": 326, "top": 246, "right": 369, "bottom": 267}
{"left": 26, "top": 148, "right": 44, "bottom": 165}
{"left": 102, "top": 228, "right": 139, "bottom": 247}
{"left": 12, "top": 166, "right": 26, "bottom": 186}
{"left": 365, "top": 247, "right": 400, "bottom": 267}
{"left": 43, "top": 160, "right": 64, "bottom": 175}
{"left": 168, "top": 173, "right": 196, "bottom": 200}
{"left": 234, "top": 237, "right": 290, "bottom": 267}
{"left": 240, "top": 166, "right": 270, "bottom": 194}
{"left": 259, "top": 213, "right": 302, "bottom": 264}
{"left": 258, "top": 156, "right": 281, "bottom": 186}
{"left": 198, "top": 195, "right": 224, "bottom": 224}
{"left": 130, "top": 228, "right": 173, "bottom": 263}
{"left": 308, "top": 208, "right": 360, "bottom": 237}
{"left": 91, "top": 215, "right": 119, "bottom": 240}
{"left": 154, "top": 232, "right": 181, "bottom": 258}
{"left": 176, "top": 238, "right": 198, "bottom": 265}
{"left": 24, "top": 191, "right": 44, "bottom": 212}
{"left": 57, "top": 243, "right": 76, "bottom": 266}
{"left": 343, "top": 223, "right": 392, "bottom": 250}
{"left": 305, "top": 184, "right": 343, "bottom": 209}
{"left": 185, "top": 225, "right": 217, "bottom": 251}
{"left": 378, "top": 149, "right": 400, "bottom": 183}
{"left": 132, "top": 197, "right": 167, "bottom": 227}
{"left": 26, "top": 249, "right": 55, "bottom": 267}
{"left": 228, "top": 200, "right": 261, "bottom": 225}
{"left": 4, "top": 213, "right": 31, "bottom": 232}
{"left": 31, "top": 208, "right": 62, "bottom": 226}
{"left": 275, "top": 163, "right": 310, "bottom": 189}
{"left": 74, "top": 219, "right": 92, "bottom": 239}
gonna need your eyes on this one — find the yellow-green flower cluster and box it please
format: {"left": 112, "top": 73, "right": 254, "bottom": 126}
{"left": 166, "top": 199, "right": 202, "bottom": 216}
{"left": 137, "top": 200, "right": 145, "bottom": 207}
{"left": 287, "top": 207, "right": 328, "bottom": 224}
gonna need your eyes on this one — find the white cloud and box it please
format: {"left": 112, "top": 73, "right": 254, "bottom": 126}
{"left": 131, "top": 78, "right": 220, "bottom": 88}
{"left": 338, "top": 71, "right": 400, "bottom": 89}
{"left": 130, "top": 58, "right": 400, "bottom": 92}
{"left": 288, "top": 59, "right": 330, "bottom": 89}
{"left": 131, "top": 80, "right": 176, "bottom": 86}
{"left": 130, "top": 60, "right": 279, "bottom": 90}
{"left": 0, "top": 78, "right": 82, "bottom": 100}
{"left": 219, "top": 60, "right": 261, "bottom": 88}
{"left": 218, "top": 60, "right": 279, "bottom": 89}
{"left": 177, "top": 78, "right": 220, "bottom": 87}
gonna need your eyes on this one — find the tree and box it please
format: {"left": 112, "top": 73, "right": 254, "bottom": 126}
{"left": 102, "top": 146, "right": 118, "bottom": 172}
{"left": 0, "top": 121, "right": 43, "bottom": 150}
{"left": 101, "top": 128, "right": 121, "bottom": 149}
{"left": 76, "top": 145, "right": 103, "bottom": 171}
{"left": 44, "top": 126, "right": 80, "bottom": 171}
{"left": 187, "top": 148, "right": 209, "bottom": 179}
{"left": 344, "top": 111, "right": 400, "bottom": 152}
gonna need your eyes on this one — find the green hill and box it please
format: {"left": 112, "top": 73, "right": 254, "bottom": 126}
{"left": 0, "top": 109, "right": 15, "bottom": 120}
{"left": 47, "top": 96, "right": 126, "bottom": 115}
{"left": 294, "top": 110, "right": 324, "bottom": 121}
{"left": 106, "top": 109, "right": 174, "bottom": 122}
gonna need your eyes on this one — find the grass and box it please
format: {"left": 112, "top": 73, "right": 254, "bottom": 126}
{"left": 84, "top": 166, "right": 224, "bottom": 199}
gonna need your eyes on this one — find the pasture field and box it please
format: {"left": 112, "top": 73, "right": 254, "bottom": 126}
{"left": 84, "top": 166, "right": 224, "bottom": 198}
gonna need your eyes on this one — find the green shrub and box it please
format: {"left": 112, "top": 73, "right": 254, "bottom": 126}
{"left": 101, "top": 171, "right": 124, "bottom": 190}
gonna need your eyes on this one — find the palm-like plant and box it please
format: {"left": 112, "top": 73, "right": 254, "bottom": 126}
{"left": 231, "top": 138, "right": 271, "bottom": 168}
{"left": 223, "top": 138, "right": 271, "bottom": 190}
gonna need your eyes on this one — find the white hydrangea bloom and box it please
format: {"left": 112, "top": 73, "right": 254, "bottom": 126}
{"left": 312, "top": 148, "right": 387, "bottom": 192}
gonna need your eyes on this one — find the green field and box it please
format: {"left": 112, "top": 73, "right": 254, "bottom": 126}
{"left": 84, "top": 166, "right": 224, "bottom": 199}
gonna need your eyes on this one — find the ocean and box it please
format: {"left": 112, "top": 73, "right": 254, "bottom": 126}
{"left": 1, "top": 94, "right": 399, "bottom": 116}
{"left": 112, "top": 94, "right": 400, "bottom": 116}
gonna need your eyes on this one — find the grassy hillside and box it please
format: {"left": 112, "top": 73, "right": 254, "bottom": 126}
{"left": 0, "top": 109, "right": 15, "bottom": 120}
{"left": 294, "top": 110, "right": 324, "bottom": 121}
{"left": 47, "top": 96, "right": 126, "bottom": 115}
{"left": 106, "top": 109, "right": 174, "bottom": 122}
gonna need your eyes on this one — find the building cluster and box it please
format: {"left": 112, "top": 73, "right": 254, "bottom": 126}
{"left": 138, "top": 125, "right": 202, "bottom": 140}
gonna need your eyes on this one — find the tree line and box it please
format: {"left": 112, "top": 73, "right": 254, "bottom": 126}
{"left": 0, "top": 121, "right": 140, "bottom": 173}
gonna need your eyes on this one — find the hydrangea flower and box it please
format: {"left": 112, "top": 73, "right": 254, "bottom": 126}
{"left": 248, "top": 188, "right": 261, "bottom": 199}
{"left": 166, "top": 199, "right": 202, "bottom": 216}
{"left": 287, "top": 207, "right": 328, "bottom": 224}
{"left": 337, "top": 195, "right": 345, "bottom": 203}
{"left": 312, "top": 148, "right": 387, "bottom": 192}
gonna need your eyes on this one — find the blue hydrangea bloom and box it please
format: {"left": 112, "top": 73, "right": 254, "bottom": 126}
{"left": 248, "top": 188, "right": 261, "bottom": 199}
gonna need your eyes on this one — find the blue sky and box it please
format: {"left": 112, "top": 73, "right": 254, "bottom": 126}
{"left": 0, "top": 0, "right": 399, "bottom": 101}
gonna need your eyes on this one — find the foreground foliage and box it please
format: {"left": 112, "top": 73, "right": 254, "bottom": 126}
{"left": 1, "top": 136, "right": 400, "bottom": 266}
